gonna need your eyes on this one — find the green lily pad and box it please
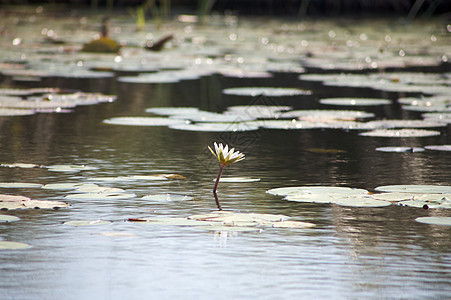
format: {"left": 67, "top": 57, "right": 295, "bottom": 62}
{"left": 64, "top": 220, "right": 111, "bottom": 226}
{"left": 0, "top": 108, "right": 36, "bottom": 116}
{"left": 367, "top": 120, "right": 447, "bottom": 129}
{"left": 359, "top": 129, "right": 441, "bottom": 138}
{"left": 219, "top": 69, "right": 273, "bottom": 78}
{"left": 0, "top": 194, "right": 31, "bottom": 202}
{"left": 141, "top": 194, "right": 193, "bottom": 201}
{"left": 133, "top": 217, "right": 212, "bottom": 226}
{"left": 0, "top": 163, "right": 43, "bottom": 169}
{"left": 169, "top": 122, "right": 259, "bottom": 132}
{"left": 145, "top": 107, "right": 200, "bottom": 116}
{"left": 103, "top": 117, "right": 187, "bottom": 126}
{"left": 266, "top": 220, "right": 316, "bottom": 228}
{"left": 0, "top": 182, "right": 43, "bottom": 188}
{"left": 253, "top": 119, "right": 319, "bottom": 130}
{"left": 216, "top": 177, "right": 260, "bottom": 183}
{"left": 334, "top": 195, "right": 392, "bottom": 207}
{"left": 170, "top": 111, "right": 256, "bottom": 122}
{"left": 372, "top": 192, "right": 418, "bottom": 202}
{"left": 280, "top": 109, "right": 375, "bottom": 120}
{"left": 0, "top": 193, "right": 68, "bottom": 210}
{"left": 375, "top": 147, "right": 425, "bottom": 152}
{"left": 46, "top": 164, "right": 98, "bottom": 172}
{"left": 285, "top": 193, "right": 338, "bottom": 204}
{"left": 223, "top": 87, "right": 311, "bottom": 97}
{"left": 267, "top": 186, "right": 368, "bottom": 196}
{"left": 397, "top": 195, "right": 451, "bottom": 209}
{"left": 22, "top": 200, "right": 70, "bottom": 209}
{"left": 75, "top": 186, "right": 125, "bottom": 194}
{"left": 42, "top": 183, "right": 99, "bottom": 190}
{"left": 0, "top": 214, "right": 20, "bottom": 222}
{"left": 226, "top": 105, "right": 292, "bottom": 119}
{"left": 65, "top": 192, "right": 136, "bottom": 200}
{"left": 425, "top": 145, "right": 451, "bottom": 151}
{"left": 87, "top": 175, "right": 169, "bottom": 182}
{"left": 415, "top": 217, "right": 451, "bottom": 226}
{"left": 188, "top": 212, "right": 289, "bottom": 223}
{"left": 0, "top": 241, "right": 31, "bottom": 250}
{"left": 319, "top": 98, "right": 392, "bottom": 106}
{"left": 375, "top": 185, "right": 451, "bottom": 194}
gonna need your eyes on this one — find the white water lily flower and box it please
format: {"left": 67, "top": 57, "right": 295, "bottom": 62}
{"left": 208, "top": 142, "right": 245, "bottom": 166}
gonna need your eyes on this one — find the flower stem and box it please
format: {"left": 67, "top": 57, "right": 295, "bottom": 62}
{"left": 213, "top": 164, "right": 225, "bottom": 193}
{"left": 213, "top": 190, "right": 222, "bottom": 211}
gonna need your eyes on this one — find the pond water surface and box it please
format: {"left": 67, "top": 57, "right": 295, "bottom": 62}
{"left": 0, "top": 7, "right": 451, "bottom": 299}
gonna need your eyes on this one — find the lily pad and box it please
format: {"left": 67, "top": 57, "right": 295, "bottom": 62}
{"left": 372, "top": 192, "right": 419, "bottom": 202}
{"left": 254, "top": 119, "right": 318, "bottom": 130}
{"left": 141, "top": 194, "right": 193, "bottom": 201}
{"left": 425, "top": 145, "right": 451, "bottom": 151}
{"left": 42, "top": 183, "right": 99, "bottom": 190}
{"left": 1, "top": 163, "right": 43, "bottom": 169}
{"left": 188, "top": 212, "right": 289, "bottom": 223}
{"left": 87, "top": 175, "right": 169, "bottom": 182}
{"left": 366, "top": 120, "right": 447, "bottom": 129}
{"left": 22, "top": 200, "right": 70, "bottom": 209}
{"left": 103, "top": 117, "right": 187, "bottom": 126}
{"left": 375, "top": 185, "right": 451, "bottom": 194}
{"left": 132, "top": 217, "right": 212, "bottom": 226}
{"left": 285, "top": 193, "right": 340, "bottom": 204}
{"left": 0, "top": 194, "right": 69, "bottom": 210}
{"left": 65, "top": 192, "right": 136, "bottom": 200}
{"left": 415, "top": 217, "right": 451, "bottom": 226}
{"left": 319, "top": 98, "right": 392, "bottom": 106}
{"left": 169, "top": 122, "right": 259, "bottom": 132}
{"left": 0, "top": 194, "right": 31, "bottom": 202}
{"left": 267, "top": 186, "right": 368, "bottom": 196}
{"left": 222, "top": 87, "right": 311, "bottom": 97}
{"left": 170, "top": 111, "right": 256, "bottom": 122}
{"left": 216, "top": 177, "right": 260, "bottom": 183}
{"left": 423, "top": 112, "right": 451, "bottom": 124}
{"left": 46, "top": 164, "right": 98, "bottom": 172}
{"left": 226, "top": 105, "right": 292, "bottom": 119}
{"left": 266, "top": 220, "right": 316, "bottom": 228}
{"left": 375, "top": 147, "right": 425, "bottom": 152}
{"left": 359, "top": 129, "right": 441, "bottom": 138}
{"left": 0, "top": 108, "right": 36, "bottom": 116}
{"left": 280, "top": 110, "right": 375, "bottom": 120}
{"left": 334, "top": 195, "right": 392, "bottom": 207}
{"left": 145, "top": 107, "right": 200, "bottom": 116}
{"left": 74, "top": 186, "right": 125, "bottom": 194}
{"left": 0, "top": 182, "right": 43, "bottom": 188}
{"left": 0, "top": 214, "right": 20, "bottom": 222}
{"left": 64, "top": 220, "right": 111, "bottom": 226}
{"left": 0, "top": 241, "right": 31, "bottom": 250}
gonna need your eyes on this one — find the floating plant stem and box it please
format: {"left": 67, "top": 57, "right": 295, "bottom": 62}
{"left": 208, "top": 142, "right": 245, "bottom": 210}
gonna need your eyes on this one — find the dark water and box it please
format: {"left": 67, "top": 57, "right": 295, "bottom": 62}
{"left": 0, "top": 70, "right": 450, "bottom": 299}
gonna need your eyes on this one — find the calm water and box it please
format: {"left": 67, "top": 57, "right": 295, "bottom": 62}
{"left": 1, "top": 65, "right": 451, "bottom": 298}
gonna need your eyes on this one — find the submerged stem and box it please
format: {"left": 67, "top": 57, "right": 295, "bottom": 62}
{"left": 213, "top": 191, "right": 222, "bottom": 211}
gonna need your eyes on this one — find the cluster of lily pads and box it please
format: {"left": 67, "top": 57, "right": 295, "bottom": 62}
{"left": 0, "top": 88, "right": 116, "bottom": 116}
{"left": 267, "top": 184, "right": 451, "bottom": 211}
{"left": 103, "top": 99, "right": 449, "bottom": 139}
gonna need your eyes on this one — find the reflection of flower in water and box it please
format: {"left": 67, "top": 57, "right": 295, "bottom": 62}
{"left": 208, "top": 142, "right": 245, "bottom": 210}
